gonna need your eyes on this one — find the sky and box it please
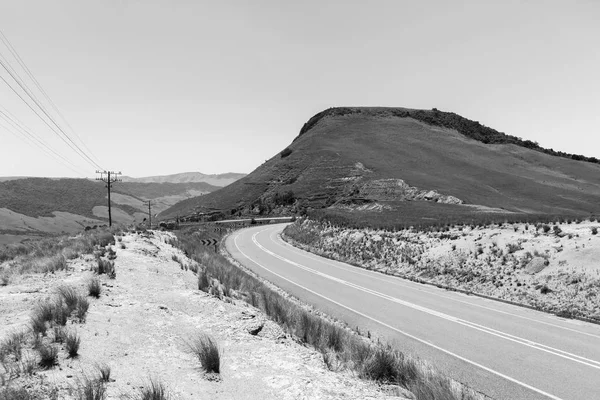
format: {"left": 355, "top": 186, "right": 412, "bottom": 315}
{"left": 0, "top": 0, "right": 599, "bottom": 179}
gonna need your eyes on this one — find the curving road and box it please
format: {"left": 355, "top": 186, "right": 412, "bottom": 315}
{"left": 226, "top": 224, "right": 600, "bottom": 400}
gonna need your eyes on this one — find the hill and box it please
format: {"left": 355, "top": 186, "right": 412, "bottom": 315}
{"left": 160, "top": 107, "right": 600, "bottom": 226}
{"left": 121, "top": 172, "right": 246, "bottom": 186}
{"left": 0, "top": 178, "right": 220, "bottom": 236}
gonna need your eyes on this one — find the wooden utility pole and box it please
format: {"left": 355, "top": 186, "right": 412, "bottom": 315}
{"left": 145, "top": 200, "right": 152, "bottom": 228}
{"left": 96, "top": 170, "right": 122, "bottom": 227}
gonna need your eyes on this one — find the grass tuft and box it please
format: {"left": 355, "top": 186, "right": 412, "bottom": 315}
{"left": 75, "top": 375, "right": 107, "bottom": 400}
{"left": 88, "top": 278, "right": 101, "bottom": 298}
{"left": 187, "top": 333, "right": 220, "bottom": 374}
{"left": 96, "top": 363, "right": 111, "bottom": 382}
{"left": 138, "top": 379, "right": 170, "bottom": 400}
{"left": 65, "top": 331, "right": 81, "bottom": 358}
{"left": 37, "top": 343, "right": 58, "bottom": 369}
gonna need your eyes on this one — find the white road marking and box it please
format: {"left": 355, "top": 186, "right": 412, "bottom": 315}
{"left": 268, "top": 227, "right": 600, "bottom": 340}
{"left": 255, "top": 230, "right": 600, "bottom": 370}
{"left": 231, "top": 229, "right": 565, "bottom": 400}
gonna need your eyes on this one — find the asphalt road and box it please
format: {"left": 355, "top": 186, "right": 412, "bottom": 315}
{"left": 226, "top": 224, "right": 600, "bottom": 400}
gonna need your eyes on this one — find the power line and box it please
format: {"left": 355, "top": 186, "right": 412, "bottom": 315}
{"left": 0, "top": 35, "right": 103, "bottom": 171}
{"left": 0, "top": 30, "right": 103, "bottom": 167}
{"left": 0, "top": 105, "right": 87, "bottom": 174}
{"left": 0, "top": 117, "right": 86, "bottom": 177}
{"left": 0, "top": 71, "right": 102, "bottom": 171}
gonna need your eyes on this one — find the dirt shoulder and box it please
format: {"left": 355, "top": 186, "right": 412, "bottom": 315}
{"left": 1, "top": 231, "right": 402, "bottom": 399}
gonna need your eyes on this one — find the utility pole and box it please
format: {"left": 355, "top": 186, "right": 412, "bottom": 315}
{"left": 96, "top": 170, "right": 122, "bottom": 227}
{"left": 145, "top": 200, "right": 152, "bottom": 229}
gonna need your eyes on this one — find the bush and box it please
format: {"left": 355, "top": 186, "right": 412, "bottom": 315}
{"left": 592, "top": 227, "right": 598, "bottom": 235}
{"left": 95, "top": 259, "right": 116, "bottom": 278}
{"left": 542, "top": 225, "right": 551, "bottom": 233}
{"left": 280, "top": 147, "right": 293, "bottom": 158}
{"left": 138, "top": 379, "right": 169, "bottom": 400}
{"left": 65, "top": 331, "right": 81, "bottom": 357}
{"left": 88, "top": 278, "right": 101, "bottom": 298}
{"left": 75, "top": 375, "right": 106, "bottom": 400}
{"left": 187, "top": 333, "right": 220, "bottom": 374}
{"left": 96, "top": 363, "right": 111, "bottom": 382}
{"left": 76, "top": 297, "right": 90, "bottom": 322}
{"left": 37, "top": 343, "right": 58, "bottom": 368}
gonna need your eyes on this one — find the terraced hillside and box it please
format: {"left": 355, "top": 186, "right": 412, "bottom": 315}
{"left": 161, "top": 107, "right": 600, "bottom": 225}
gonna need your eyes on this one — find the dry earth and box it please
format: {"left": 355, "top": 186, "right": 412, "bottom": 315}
{"left": 284, "top": 219, "right": 600, "bottom": 322}
{"left": 0, "top": 231, "right": 406, "bottom": 399}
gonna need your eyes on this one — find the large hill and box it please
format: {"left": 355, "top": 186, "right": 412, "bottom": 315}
{"left": 0, "top": 178, "right": 222, "bottom": 238}
{"left": 121, "top": 172, "right": 246, "bottom": 186}
{"left": 160, "top": 107, "right": 600, "bottom": 226}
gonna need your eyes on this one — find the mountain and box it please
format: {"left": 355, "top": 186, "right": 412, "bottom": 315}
{"left": 160, "top": 107, "right": 600, "bottom": 226}
{"left": 121, "top": 172, "right": 246, "bottom": 186}
{"left": 0, "top": 178, "right": 220, "bottom": 237}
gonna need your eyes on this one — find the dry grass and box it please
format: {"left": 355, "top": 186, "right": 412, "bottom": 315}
{"left": 75, "top": 375, "right": 107, "bottom": 400}
{"left": 0, "top": 230, "right": 116, "bottom": 279}
{"left": 138, "top": 379, "right": 170, "bottom": 400}
{"left": 172, "top": 230, "right": 482, "bottom": 400}
{"left": 88, "top": 278, "right": 102, "bottom": 298}
{"left": 187, "top": 333, "right": 220, "bottom": 374}
{"left": 36, "top": 342, "right": 58, "bottom": 369}
{"left": 65, "top": 331, "right": 81, "bottom": 358}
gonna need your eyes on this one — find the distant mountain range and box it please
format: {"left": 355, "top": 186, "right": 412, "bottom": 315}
{"left": 121, "top": 172, "right": 246, "bottom": 186}
{"left": 0, "top": 172, "right": 245, "bottom": 240}
{"left": 160, "top": 107, "right": 600, "bottom": 227}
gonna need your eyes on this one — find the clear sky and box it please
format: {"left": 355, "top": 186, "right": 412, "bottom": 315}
{"left": 0, "top": 0, "right": 599, "bottom": 178}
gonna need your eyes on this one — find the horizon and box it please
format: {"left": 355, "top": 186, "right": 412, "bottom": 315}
{"left": 1, "top": 1, "right": 599, "bottom": 178}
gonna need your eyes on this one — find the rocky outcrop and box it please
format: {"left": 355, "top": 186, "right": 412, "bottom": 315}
{"left": 354, "top": 179, "right": 463, "bottom": 204}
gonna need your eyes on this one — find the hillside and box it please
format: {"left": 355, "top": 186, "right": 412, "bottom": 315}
{"left": 0, "top": 178, "right": 220, "bottom": 236}
{"left": 122, "top": 172, "right": 246, "bottom": 186}
{"left": 161, "top": 107, "right": 600, "bottom": 225}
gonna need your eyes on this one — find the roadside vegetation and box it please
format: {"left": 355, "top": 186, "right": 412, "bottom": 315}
{"left": 284, "top": 218, "right": 600, "bottom": 323}
{"left": 170, "top": 228, "right": 484, "bottom": 400}
{"left": 0, "top": 228, "right": 117, "bottom": 284}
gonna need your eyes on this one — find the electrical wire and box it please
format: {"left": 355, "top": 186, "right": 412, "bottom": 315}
{"left": 0, "top": 34, "right": 103, "bottom": 171}
{"left": 0, "top": 118, "right": 86, "bottom": 178}
{"left": 0, "top": 106, "right": 87, "bottom": 174}
{"left": 0, "top": 30, "right": 103, "bottom": 167}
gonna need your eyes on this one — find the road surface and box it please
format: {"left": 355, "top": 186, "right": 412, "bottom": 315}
{"left": 226, "top": 224, "right": 600, "bottom": 400}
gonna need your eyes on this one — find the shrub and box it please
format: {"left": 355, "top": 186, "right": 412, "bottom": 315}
{"left": 197, "top": 271, "right": 211, "bottom": 292}
{"left": 280, "top": 147, "right": 293, "bottom": 158}
{"left": 0, "top": 387, "right": 33, "bottom": 400}
{"left": 187, "top": 333, "right": 220, "bottom": 374}
{"left": 65, "top": 331, "right": 81, "bottom": 357}
{"left": 96, "top": 363, "right": 111, "bottom": 382}
{"left": 52, "top": 326, "right": 66, "bottom": 343}
{"left": 37, "top": 343, "right": 58, "bottom": 368}
{"left": 138, "top": 379, "right": 169, "bottom": 400}
{"left": 542, "top": 225, "right": 551, "bottom": 233}
{"left": 0, "top": 331, "right": 25, "bottom": 361}
{"left": 76, "top": 297, "right": 90, "bottom": 322}
{"left": 592, "top": 227, "right": 598, "bottom": 235}
{"left": 57, "top": 286, "right": 80, "bottom": 313}
{"left": 75, "top": 375, "right": 106, "bottom": 400}
{"left": 88, "top": 278, "right": 101, "bottom": 298}
{"left": 95, "top": 259, "right": 116, "bottom": 279}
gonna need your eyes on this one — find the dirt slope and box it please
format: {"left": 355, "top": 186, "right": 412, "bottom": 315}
{"left": 0, "top": 231, "right": 401, "bottom": 399}
{"left": 161, "top": 107, "right": 600, "bottom": 224}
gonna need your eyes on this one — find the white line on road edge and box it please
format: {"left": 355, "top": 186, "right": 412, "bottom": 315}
{"left": 254, "top": 231, "right": 600, "bottom": 370}
{"left": 231, "top": 230, "right": 564, "bottom": 400}
{"left": 269, "top": 227, "right": 600, "bottom": 341}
